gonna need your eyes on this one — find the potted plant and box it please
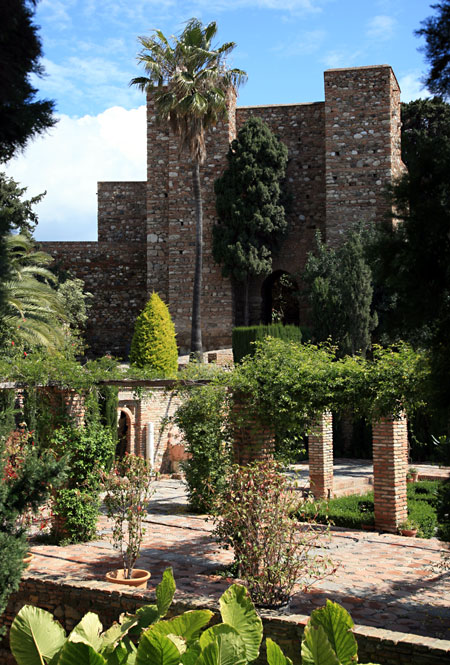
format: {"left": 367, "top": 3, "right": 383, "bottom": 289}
{"left": 398, "top": 517, "right": 419, "bottom": 537}
{"left": 102, "top": 454, "right": 155, "bottom": 588}
{"left": 407, "top": 466, "right": 419, "bottom": 483}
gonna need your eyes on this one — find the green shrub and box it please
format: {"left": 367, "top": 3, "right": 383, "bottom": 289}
{"left": 299, "top": 492, "right": 375, "bottom": 528}
{"left": 51, "top": 488, "right": 99, "bottom": 543}
{"left": 50, "top": 423, "right": 115, "bottom": 491}
{"left": 408, "top": 499, "right": 438, "bottom": 538}
{"left": 213, "top": 460, "right": 333, "bottom": 608}
{"left": 129, "top": 292, "right": 178, "bottom": 375}
{"left": 407, "top": 479, "right": 439, "bottom": 507}
{"left": 173, "top": 384, "right": 232, "bottom": 513}
{"left": 232, "top": 323, "right": 301, "bottom": 363}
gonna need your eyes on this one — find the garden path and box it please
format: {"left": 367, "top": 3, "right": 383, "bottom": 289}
{"left": 26, "top": 469, "right": 450, "bottom": 642}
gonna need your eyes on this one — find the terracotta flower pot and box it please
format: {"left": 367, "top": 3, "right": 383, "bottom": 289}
{"left": 400, "top": 528, "right": 417, "bottom": 537}
{"left": 105, "top": 568, "right": 150, "bottom": 589}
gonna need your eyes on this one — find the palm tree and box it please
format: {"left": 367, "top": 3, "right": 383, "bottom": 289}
{"left": 130, "top": 18, "right": 246, "bottom": 361}
{"left": 1, "top": 234, "right": 67, "bottom": 350}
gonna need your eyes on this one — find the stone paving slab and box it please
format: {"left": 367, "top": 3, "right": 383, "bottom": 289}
{"left": 25, "top": 476, "right": 450, "bottom": 642}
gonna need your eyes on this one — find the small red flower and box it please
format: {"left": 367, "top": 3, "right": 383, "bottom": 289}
{"left": 11, "top": 341, "right": 14, "bottom": 346}
{"left": 23, "top": 352, "right": 27, "bottom": 357}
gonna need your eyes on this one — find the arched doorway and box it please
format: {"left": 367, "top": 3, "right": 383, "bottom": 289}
{"left": 261, "top": 271, "right": 299, "bottom": 325}
{"left": 116, "top": 409, "right": 131, "bottom": 458}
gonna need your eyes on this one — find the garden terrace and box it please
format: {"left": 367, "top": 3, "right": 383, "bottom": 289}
{"left": 1, "top": 478, "right": 449, "bottom": 665}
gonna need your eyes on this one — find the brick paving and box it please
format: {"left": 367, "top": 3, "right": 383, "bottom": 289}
{"left": 25, "top": 474, "right": 450, "bottom": 642}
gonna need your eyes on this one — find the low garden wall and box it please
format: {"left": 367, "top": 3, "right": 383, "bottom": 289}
{"left": 1, "top": 573, "right": 449, "bottom": 665}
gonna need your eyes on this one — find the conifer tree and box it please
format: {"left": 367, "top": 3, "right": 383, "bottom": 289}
{"left": 303, "top": 229, "right": 376, "bottom": 357}
{"left": 213, "top": 117, "right": 288, "bottom": 325}
{"left": 129, "top": 292, "right": 178, "bottom": 375}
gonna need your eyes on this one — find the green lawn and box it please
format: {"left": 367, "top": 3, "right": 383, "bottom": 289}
{"left": 298, "top": 480, "right": 444, "bottom": 539}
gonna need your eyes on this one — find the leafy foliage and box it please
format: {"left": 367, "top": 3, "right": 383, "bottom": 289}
{"left": 0, "top": 0, "right": 56, "bottom": 162}
{"left": 51, "top": 488, "right": 100, "bottom": 543}
{"left": 213, "top": 117, "right": 288, "bottom": 323}
{"left": 213, "top": 460, "right": 334, "bottom": 607}
{"left": 232, "top": 324, "right": 301, "bottom": 364}
{"left": 10, "top": 570, "right": 264, "bottom": 665}
{"left": 416, "top": 0, "right": 450, "bottom": 98}
{"left": 303, "top": 229, "right": 376, "bottom": 357}
{"left": 130, "top": 292, "right": 178, "bottom": 375}
{"left": 173, "top": 383, "right": 232, "bottom": 513}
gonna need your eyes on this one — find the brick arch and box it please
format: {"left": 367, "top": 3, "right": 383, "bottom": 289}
{"left": 117, "top": 406, "right": 134, "bottom": 456}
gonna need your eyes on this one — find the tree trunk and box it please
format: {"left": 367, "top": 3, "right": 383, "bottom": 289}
{"left": 243, "top": 276, "right": 250, "bottom": 326}
{"left": 190, "top": 161, "right": 203, "bottom": 362}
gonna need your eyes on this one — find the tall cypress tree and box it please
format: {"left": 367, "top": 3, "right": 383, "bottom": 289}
{"left": 213, "top": 117, "right": 288, "bottom": 325}
{"left": 303, "top": 229, "right": 376, "bottom": 357}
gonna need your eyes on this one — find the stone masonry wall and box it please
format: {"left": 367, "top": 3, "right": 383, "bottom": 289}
{"left": 236, "top": 102, "right": 326, "bottom": 324}
{"left": 40, "top": 241, "right": 147, "bottom": 358}
{"left": 98, "top": 181, "right": 147, "bottom": 242}
{"left": 42, "top": 65, "right": 402, "bottom": 357}
{"left": 324, "top": 65, "right": 401, "bottom": 247}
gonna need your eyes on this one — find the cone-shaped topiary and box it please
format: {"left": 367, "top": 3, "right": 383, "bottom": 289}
{"left": 129, "top": 292, "right": 178, "bottom": 375}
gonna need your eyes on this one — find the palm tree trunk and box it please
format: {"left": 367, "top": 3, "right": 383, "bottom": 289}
{"left": 190, "top": 161, "right": 203, "bottom": 362}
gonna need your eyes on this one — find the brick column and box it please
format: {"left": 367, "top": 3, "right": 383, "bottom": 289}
{"left": 309, "top": 412, "right": 333, "bottom": 499}
{"left": 372, "top": 415, "right": 408, "bottom": 532}
{"left": 232, "top": 395, "right": 275, "bottom": 466}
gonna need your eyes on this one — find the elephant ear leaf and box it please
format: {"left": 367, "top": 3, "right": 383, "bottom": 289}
{"left": 266, "top": 638, "right": 293, "bottom": 665}
{"left": 150, "top": 610, "right": 214, "bottom": 644}
{"left": 136, "top": 630, "right": 181, "bottom": 665}
{"left": 10, "top": 605, "right": 66, "bottom": 665}
{"left": 309, "top": 600, "right": 357, "bottom": 665}
{"left": 156, "top": 568, "right": 176, "bottom": 618}
{"left": 301, "top": 624, "right": 340, "bottom": 665}
{"left": 199, "top": 624, "right": 247, "bottom": 665}
{"left": 57, "top": 641, "right": 107, "bottom": 665}
{"left": 219, "top": 583, "right": 262, "bottom": 663}
{"left": 68, "top": 612, "right": 103, "bottom": 650}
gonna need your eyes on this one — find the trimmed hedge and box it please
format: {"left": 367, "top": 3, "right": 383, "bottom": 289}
{"left": 232, "top": 324, "right": 302, "bottom": 363}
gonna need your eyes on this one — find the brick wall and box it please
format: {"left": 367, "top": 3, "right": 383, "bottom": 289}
{"left": 118, "top": 387, "right": 183, "bottom": 472}
{"left": 308, "top": 412, "right": 334, "bottom": 499}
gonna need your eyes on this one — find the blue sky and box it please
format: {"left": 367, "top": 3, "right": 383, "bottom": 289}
{"left": 7, "top": 0, "right": 433, "bottom": 241}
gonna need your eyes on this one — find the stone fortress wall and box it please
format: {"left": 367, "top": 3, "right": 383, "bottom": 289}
{"left": 40, "top": 65, "right": 402, "bottom": 357}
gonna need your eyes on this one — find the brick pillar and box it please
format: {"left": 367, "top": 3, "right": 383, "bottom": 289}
{"left": 232, "top": 395, "right": 275, "bottom": 466}
{"left": 372, "top": 415, "right": 408, "bottom": 532}
{"left": 309, "top": 412, "right": 333, "bottom": 499}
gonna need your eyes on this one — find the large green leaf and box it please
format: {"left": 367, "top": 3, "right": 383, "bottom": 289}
{"left": 156, "top": 568, "right": 176, "bottom": 618}
{"left": 104, "top": 639, "right": 136, "bottom": 665}
{"left": 57, "top": 641, "right": 107, "bottom": 665}
{"left": 10, "top": 605, "right": 67, "bottom": 665}
{"left": 136, "top": 630, "right": 181, "bottom": 665}
{"left": 219, "top": 584, "right": 262, "bottom": 663}
{"left": 266, "top": 638, "right": 293, "bottom": 665}
{"left": 308, "top": 601, "right": 357, "bottom": 665}
{"left": 135, "top": 605, "right": 160, "bottom": 631}
{"left": 148, "top": 610, "right": 213, "bottom": 643}
{"left": 196, "top": 641, "right": 219, "bottom": 665}
{"left": 68, "top": 612, "right": 103, "bottom": 650}
{"left": 181, "top": 643, "right": 201, "bottom": 665}
{"left": 198, "top": 625, "right": 247, "bottom": 665}
{"left": 301, "top": 625, "right": 340, "bottom": 665}
{"left": 101, "top": 616, "right": 140, "bottom": 651}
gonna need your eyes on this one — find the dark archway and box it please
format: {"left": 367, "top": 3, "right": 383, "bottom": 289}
{"left": 116, "top": 409, "right": 131, "bottom": 458}
{"left": 261, "top": 270, "right": 299, "bottom": 325}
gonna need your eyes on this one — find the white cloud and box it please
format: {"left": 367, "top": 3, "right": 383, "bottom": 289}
{"left": 398, "top": 71, "right": 429, "bottom": 102}
{"left": 6, "top": 106, "right": 147, "bottom": 241}
{"left": 366, "top": 15, "right": 396, "bottom": 41}
{"left": 321, "top": 48, "right": 362, "bottom": 69}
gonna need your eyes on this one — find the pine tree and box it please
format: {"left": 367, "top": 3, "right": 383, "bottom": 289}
{"left": 303, "top": 229, "right": 376, "bottom": 357}
{"left": 416, "top": 0, "right": 450, "bottom": 99}
{"left": 213, "top": 117, "right": 288, "bottom": 325}
{"left": 129, "top": 292, "right": 178, "bottom": 375}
